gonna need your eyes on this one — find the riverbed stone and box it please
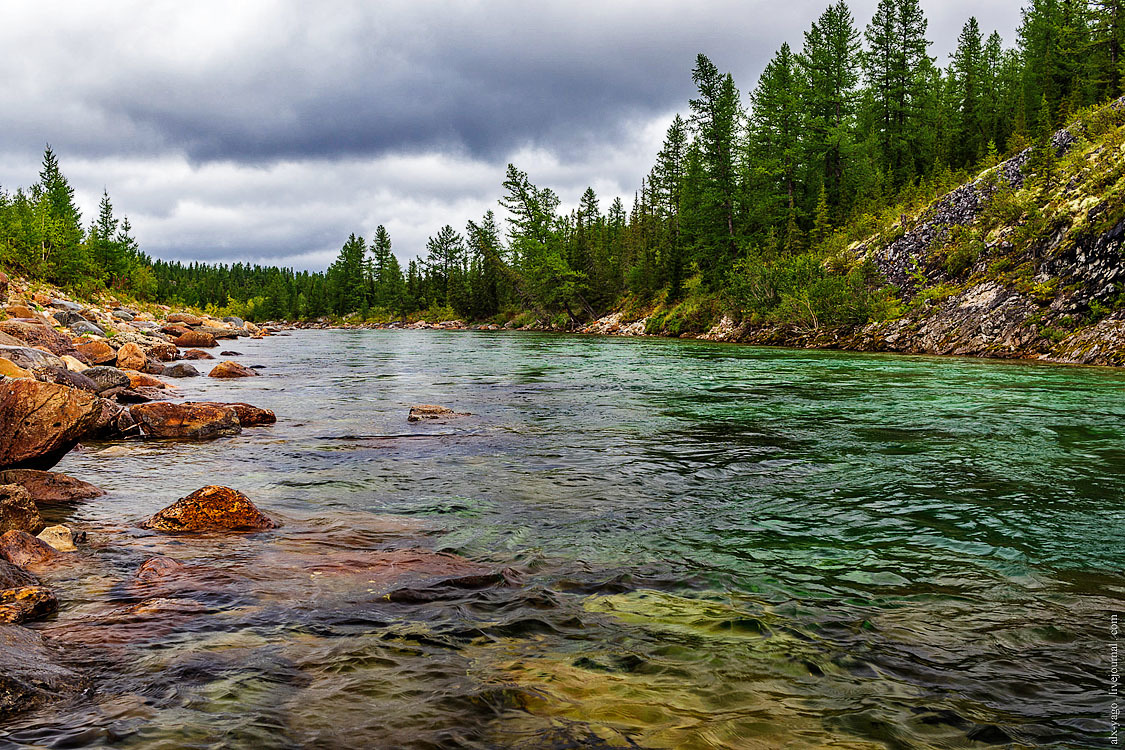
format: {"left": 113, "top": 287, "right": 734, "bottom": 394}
{"left": 0, "top": 486, "right": 44, "bottom": 536}
{"left": 0, "top": 359, "right": 32, "bottom": 379}
{"left": 209, "top": 360, "right": 258, "bottom": 378}
{"left": 0, "top": 470, "right": 104, "bottom": 504}
{"left": 181, "top": 349, "right": 214, "bottom": 360}
{"left": 0, "top": 531, "right": 63, "bottom": 567}
{"left": 161, "top": 363, "right": 200, "bottom": 378}
{"left": 0, "top": 560, "right": 37, "bottom": 590}
{"left": 0, "top": 586, "right": 58, "bottom": 624}
{"left": 0, "top": 623, "right": 84, "bottom": 719}
{"left": 0, "top": 379, "right": 102, "bottom": 470}
{"left": 74, "top": 338, "right": 116, "bottom": 365}
{"left": 141, "top": 485, "right": 277, "bottom": 533}
{"left": 36, "top": 525, "right": 80, "bottom": 552}
{"left": 129, "top": 401, "right": 241, "bottom": 439}
{"left": 115, "top": 342, "right": 146, "bottom": 371}
{"left": 173, "top": 331, "right": 216, "bottom": 348}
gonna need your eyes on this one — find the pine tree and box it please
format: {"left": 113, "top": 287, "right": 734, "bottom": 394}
{"left": 750, "top": 42, "right": 805, "bottom": 249}
{"left": 951, "top": 17, "right": 987, "bottom": 167}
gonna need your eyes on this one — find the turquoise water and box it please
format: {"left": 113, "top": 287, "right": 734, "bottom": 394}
{"left": 6, "top": 330, "right": 1125, "bottom": 748}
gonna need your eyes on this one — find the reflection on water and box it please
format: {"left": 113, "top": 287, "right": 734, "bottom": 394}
{"left": 4, "top": 330, "right": 1124, "bottom": 748}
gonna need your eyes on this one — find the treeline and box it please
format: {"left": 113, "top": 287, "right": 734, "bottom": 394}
{"left": 2, "top": 0, "right": 1123, "bottom": 328}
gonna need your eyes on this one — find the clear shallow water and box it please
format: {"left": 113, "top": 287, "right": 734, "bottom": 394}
{"left": 5, "top": 330, "right": 1125, "bottom": 748}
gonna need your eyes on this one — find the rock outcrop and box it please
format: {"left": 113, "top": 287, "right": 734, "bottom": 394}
{"left": 140, "top": 485, "right": 277, "bottom": 532}
{"left": 0, "top": 379, "right": 102, "bottom": 470}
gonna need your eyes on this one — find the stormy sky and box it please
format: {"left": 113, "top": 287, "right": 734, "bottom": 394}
{"left": 0, "top": 1, "right": 1025, "bottom": 270}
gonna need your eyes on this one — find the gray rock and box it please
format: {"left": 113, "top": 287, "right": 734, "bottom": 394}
{"left": 222, "top": 316, "right": 245, "bottom": 327}
{"left": 36, "top": 366, "right": 101, "bottom": 394}
{"left": 0, "top": 625, "right": 85, "bottom": 720}
{"left": 82, "top": 366, "right": 131, "bottom": 394}
{"left": 0, "top": 346, "right": 64, "bottom": 372}
{"left": 69, "top": 320, "right": 104, "bottom": 337}
{"left": 112, "top": 310, "right": 135, "bottom": 321}
{"left": 48, "top": 299, "right": 82, "bottom": 312}
{"left": 51, "top": 310, "right": 83, "bottom": 328}
{"left": 161, "top": 363, "right": 200, "bottom": 378}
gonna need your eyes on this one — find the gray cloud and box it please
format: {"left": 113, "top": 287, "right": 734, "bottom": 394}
{"left": 0, "top": 0, "right": 1025, "bottom": 269}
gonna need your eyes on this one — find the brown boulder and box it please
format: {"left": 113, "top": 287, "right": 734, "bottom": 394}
{"left": 0, "top": 358, "right": 32, "bottom": 379}
{"left": 0, "top": 560, "right": 38, "bottom": 589}
{"left": 35, "top": 365, "right": 100, "bottom": 394}
{"left": 129, "top": 401, "right": 241, "bottom": 439}
{"left": 0, "top": 586, "right": 58, "bottom": 624}
{"left": 134, "top": 555, "right": 186, "bottom": 582}
{"left": 140, "top": 485, "right": 277, "bottom": 533}
{"left": 145, "top": 341, "right": 179, "bottom": 362}
{"left": 407, "top": 404, "right": 470, "bottom": 422}
{"left": 114, "top": 342, "right": 146, "bottom": 371}
{"left": 193, "top": 401, "right": 275, "bottom": 426}
{"left": 0, "top": 321, "right": 83, "bottom": 361}
{"left": 0, "top": 470, "right": 104, "bottom": 504}
{"left": 4, "top": 306, "right": 37, "bottom": 320}
{"left": 0, "top": 379, "right": 101, "bottom": 470}
{"left": 160, "top": 324, "right": 191, "bottom": 337}
{"left": 166, "top": 313, "right": 203, "bottom": 325}
{"left": 86, "top": 397, "right": 140, "bottom": 439}
{"left": 0, "top": 485, "right": 43, "bottom": 535}
{"left": 172, "top": 330, "right": 217, "bottom": 348}
{"left": 0, "top": 531, "right": 63, "bottom": 567}
{"left": 209, "top": 360, "right": 257, "bottom": 378}
{"left": 125, "top": 371, "right": 171, "bottom": 390}
{"left": 73, "top": 338, "right": 116, "bottom": 365}
{"left": 181, "top": 349, "right": 214, "bottom": 360}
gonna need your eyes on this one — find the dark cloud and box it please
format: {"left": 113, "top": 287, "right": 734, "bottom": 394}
{"left": 0, "top": 1, "right": 1025, "bottom": 269}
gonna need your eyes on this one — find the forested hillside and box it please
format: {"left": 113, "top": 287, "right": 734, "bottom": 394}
{"left": 2, "top": 0, "right": 1123, "bottom": 340}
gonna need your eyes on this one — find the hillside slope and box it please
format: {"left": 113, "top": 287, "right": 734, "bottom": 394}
{"left": 684, "top": 97, "right": 1125, "bottom": 366}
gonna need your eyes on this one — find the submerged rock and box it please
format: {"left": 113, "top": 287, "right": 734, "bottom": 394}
{"left": 0, "top": 470, "right": 104, "bottom": 504}
{"left": 0, "top": 530, "right": 63, "bottom": 567}
{"left": 133, "top": 555, "right": 186, "bottom": 582}
{"left": 141, "top": 485, "right": 277, "bottom": 533}
{"left": 0, "top": 485, "right": 44, "bottom": 535}
{"left": 129, "top": 402, "right": 241, "bottom": 440}
{"left": 0, "top": 561, "right": 38, "bottom": 590}
{"left": 0, "top": 379, "right": 101, "bottom": 470}
{"left": 0, "top": 586, "right": 58, "bottom": 624}
{"left": 209, "top": 360, "right": 258, "bottom": 378}
{"left": 407, "top": 404, "right": 470, "bottom": 422}
{"left": 0, "top": 624, "right": 84, "bottom": 719}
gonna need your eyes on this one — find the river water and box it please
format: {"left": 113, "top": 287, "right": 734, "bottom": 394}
{"left": 4, "top": 330, "right": 1124, "bottom": 748}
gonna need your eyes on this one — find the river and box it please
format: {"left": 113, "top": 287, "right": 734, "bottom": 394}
{"left": 5, "top": 329, "right": 1124, "bottom": 748}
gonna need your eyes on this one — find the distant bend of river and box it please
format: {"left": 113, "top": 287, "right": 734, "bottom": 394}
{"left": 7, "top": 329, "right": 1124, "bottom": 749}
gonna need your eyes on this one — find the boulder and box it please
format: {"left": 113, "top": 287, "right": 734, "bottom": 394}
{"left": 145, "top": 341, "right": 179, "bottom": 362}
{"left": 407, "top": 404, "right": 470, "bottom": 422}
{"left": 49, "top": 299, "right": 81, "bottom": 312}
{"left": 129, "top": 402, "right": 241, "bottom": 440}
{"left": 0, "top": 560, "right": 38, "bottom": 590}
{"left": 116, "top": 387, "right": 164, "bottom": 403}
{"left": 140, "top": 485, "right": 277, "bottom": 533}
{"left": 141, "top": 357, "right": 165, "bottom": 375}
{"left": 194, "top": 401, "right": 275, "bottom": 426}
{"left": 222, "top": 316, "right": 245, "bottom": 327}
{"left": 166, "top": 313, "right": 203, "bottom": 325}
{"left": 82, "top": 365, "right": 131, "bottom": 394}
{"left": 125, "top": 371, "right": 171, "bottom": 390}
{"left": 69, "top": 320, "right": 104, "bottom": 338}
{"left": 36, "top": 525, "right": 81, "bottom": 552}
{"left": 0, "top": 586, "right": 58, "bottom": 624}
{"left": 0, "top": 321, "right": 83, "bottom": 361}
{"left": 0, "top": 359, "right": 32, "bottom": 380}
{"left": 5, "top": 306, "right": 39, "bottom": 320}
{"left": 134, "top": 555, "right": 186, "bottom": 582}
{"left": 59, "top": 355, "right": 88, "bottom": 373}
{"left": 114, "top": 342, "right": 146, "bottom": 371}
{"left": 74, "top": 338, "right": 116, "bottom": 365}
{"left": 161, "top": 324, "right": 190, "bottom": 337}
{"left": 0, "top": 345, "right": 64, "bottom": 372}
{"left": 0, "top": 624, "right": 84, "bottom": 719}
{"left": 195, "top": 326, "right": 238, "bottom": 340}
{"left": 0, "top": 531, "right": 62, "bottom": 567}
{"left": 209, "top": 360, "right": 258, "bottom": 378}
{"left": 172, "top": 331, "right": 217, "bottom": 348}
{"left": 0, "top": 379, "right": 101, "bottom": 470}
{"left": 36, "top": 365, "right": 100, "bottom": 394}
{"left": 181, "top": 349, "right": 214, "bottom": 360}
{"left": 51, "top": 310, "right": 82, "bottom": 328}
{"left": 161, "top": 363, "right": 200, "bottom": 378}
{"left": 0, "top": 485, "right": 44, "bottom": 535}
{"left": 112, "top": 310, "right": 134, "bottom": 321}
{"left": 0, "top": 470, "right": 103, "bottom": 504}
{"left": 220, "top": 350, "right": 243, "bottom": 356}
